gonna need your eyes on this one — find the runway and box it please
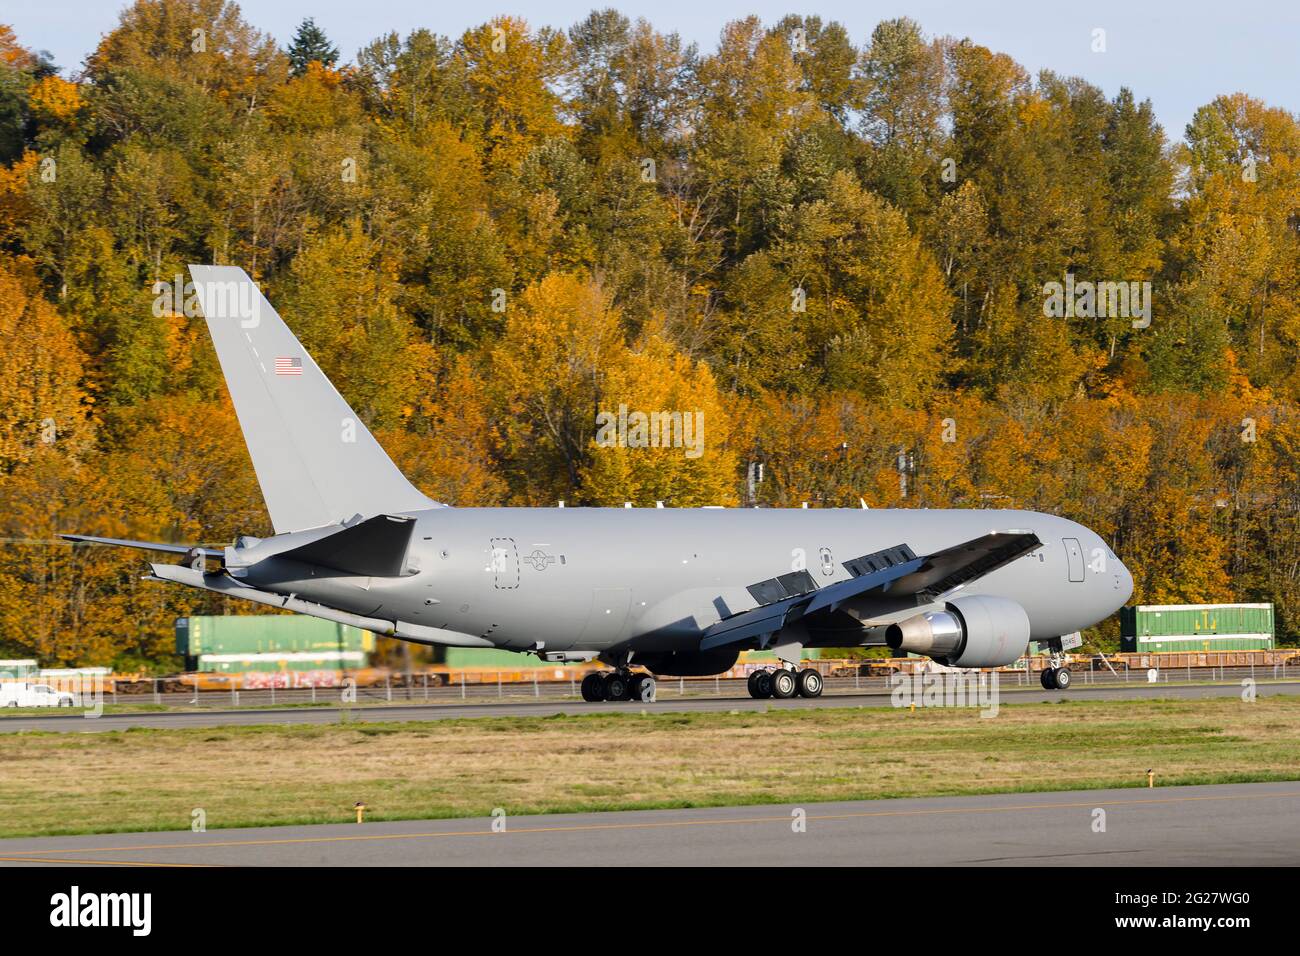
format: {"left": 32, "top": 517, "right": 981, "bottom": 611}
{"left": 2, "top": 679, "right": 1297, "bottom": 733}
{"left": 1, "top": 781, "right": 1295, "bottom": 866}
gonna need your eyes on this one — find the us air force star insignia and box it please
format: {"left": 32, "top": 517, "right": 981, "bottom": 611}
{"left": 524, "top": 550, "right": 557, "bottom": 571}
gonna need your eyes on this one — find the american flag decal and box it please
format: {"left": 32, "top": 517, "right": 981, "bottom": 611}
{"left": 274, "top": 356, "right": 302, "bottom": 376}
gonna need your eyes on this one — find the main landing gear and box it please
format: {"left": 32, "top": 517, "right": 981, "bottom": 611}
{"left": 747, "top": 667, "right": 823, "bottom": 699}
{"left": 581, "top": 670, "right": 656, "bottom": 703}
{"left": 1040, "top": 653, "right": 1072, "bottom": 690}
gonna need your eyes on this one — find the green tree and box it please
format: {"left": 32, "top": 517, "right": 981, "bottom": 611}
{"left": 287, "top": 17, "right": 339, "bottom": 76}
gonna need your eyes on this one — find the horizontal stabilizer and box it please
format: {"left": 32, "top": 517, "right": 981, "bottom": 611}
{"left": 147, "top": 564, "right": 490, "bottom": 646}
{"left": 61, "top": 534, "right": 222, "bottom": 559}
{"left": 274, "top": 513, "right": 416, "bottom": 577}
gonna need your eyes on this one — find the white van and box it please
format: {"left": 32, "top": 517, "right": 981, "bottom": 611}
{"left": 0, "top": 682, "right": 76, "bottom": 708}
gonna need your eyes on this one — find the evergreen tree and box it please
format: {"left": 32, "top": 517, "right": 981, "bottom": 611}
{"left": 287, "top": 17, "right": 339, "bottom": 76}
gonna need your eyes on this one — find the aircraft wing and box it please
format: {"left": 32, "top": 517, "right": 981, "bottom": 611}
{"left": 699, "top": 531, "right": 1041, "bottom": 651}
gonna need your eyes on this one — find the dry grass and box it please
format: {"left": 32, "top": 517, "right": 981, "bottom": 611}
{"left": 1, "top": 697, "right": 1297, "bottom": 838}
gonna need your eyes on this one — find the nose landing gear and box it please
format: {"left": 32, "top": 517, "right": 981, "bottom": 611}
{"left": 1040, "top": 652, "right": 1072, "bottom": 690}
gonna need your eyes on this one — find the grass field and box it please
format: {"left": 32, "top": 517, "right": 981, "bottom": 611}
{"left": 1, "top": 697, "right": 1297, "bottom": 838}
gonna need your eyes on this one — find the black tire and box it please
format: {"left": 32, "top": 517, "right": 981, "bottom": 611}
{"left": 1040, "top": 667, "right": 1057, "bottom": 690}
{"left": 770, "top": 668, "right": 797, "bottom": 699}
{"left": 752, "top": 671, "right": 773, "bottom": 699}
{"left": 1053, "top": 667, "right": 1071, "bottom": 690}
{"left": 746, "top": 671, "right": 765, "bottom": 698}
{"left": 580, "top": 672, "right": 606, "bottom": 702}
{"left": 796, "top": 668, "right": 823, "bottom": 698}
{"left": 604, "top": 672, "right": 630, "bottom": 701}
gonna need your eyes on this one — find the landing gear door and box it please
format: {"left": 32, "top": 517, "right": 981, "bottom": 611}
{"left": 1063, "top": 537, "right": 1085, "bottom": 583}
{"left": 489, "top": 537, "right": 519, "bottom": 590}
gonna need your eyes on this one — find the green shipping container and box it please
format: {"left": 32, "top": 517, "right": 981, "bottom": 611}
{"left": 443, "top": 647, "right": 546, "bottom": 669}
{"left": 177, "top": 616, "right": 375, "bottom": 657}
{"left": 1120, "top": 603, "right": 1274, "bottom": 652}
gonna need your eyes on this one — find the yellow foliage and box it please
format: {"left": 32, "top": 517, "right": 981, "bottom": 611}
{"left": 0, "top": 258, "right": 92, "bottom": 471}
{"left": 28, "top": 75, "right": 83, "bottom": 123}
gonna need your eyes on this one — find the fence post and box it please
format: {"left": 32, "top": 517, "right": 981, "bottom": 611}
{"left": 153, "top": 678, "right": 160, "bottom": 705}
{"left": 679, "top": 677, "right": 684, "bottom": 695}
{"left": 498, "top": 672, "right": 502, "bottom": 698}
{"left": 461, "top": 672, "right": 466, "bottom": 700}
{"left": 715, "top": 675, "right": 719, "bottom": 695}
{"left": 533, "top": 671, "right": 539, "bottom": 697}
{"left": 386, "top": 675, "right": 392, "bottom": 702}
{"left": 424, "top": 674, "right": 428, "bottom": 701}
{"left": 311, "top": 685, "right": 316, "bottom": 705}
{"left": 230, "top": 683, "right": 236, "bottom": 707}
{"left": 570, "top": 675, "right": 575, "bottom": 697}
{"left": 271, "top": 684, "right": 275, "bottom": 706}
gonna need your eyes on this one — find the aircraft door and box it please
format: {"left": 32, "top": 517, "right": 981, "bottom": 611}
{"left": 489, "top": 537, "right": 519, "bottom": 589}
{"left": 1063, "top": 537, "right": 1085, "bottom": 583}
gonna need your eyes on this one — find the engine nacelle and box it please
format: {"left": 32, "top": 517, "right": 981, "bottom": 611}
{"left": 884, "top": 595, "right": 1030, "bottom": 668}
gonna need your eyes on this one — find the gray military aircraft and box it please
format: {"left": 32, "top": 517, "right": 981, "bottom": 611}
{"left": 64, "top": 266, "right": 1133, "bottom": 702}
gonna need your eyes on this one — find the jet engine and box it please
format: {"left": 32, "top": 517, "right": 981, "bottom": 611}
{"left": 884, "top": 595, "right": 1030, "bottom": 668}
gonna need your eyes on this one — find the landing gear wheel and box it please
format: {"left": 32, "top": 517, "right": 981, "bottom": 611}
{"left": 581, "top": 672, "right": 607, "bottom": 702}
{"left": 1053, "top": 667, "right": 1071, "bottom": 690}
{"left": 604, "top": 672, "right": 631, "bottom": 701}
{"left": 1040, "top": 667, "right": 1057, "bottom": 689}
{"left": 747, "top": 671, "right": 766, "bottom": 698}
{"left": 630, "top": 674, "right": 656, "bottom": 703}
{"left": 796, "top": 668, "right": 823, "bottom": 698}
{"left": 770, "top": 668, "right": 797, "bottom": 699}
{"left": 750, "top": 671, "right": 773, "bottom": 699}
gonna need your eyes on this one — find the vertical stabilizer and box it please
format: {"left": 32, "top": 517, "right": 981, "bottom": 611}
{"left": 189, "top": 264, "right": 436, "bottom": 533}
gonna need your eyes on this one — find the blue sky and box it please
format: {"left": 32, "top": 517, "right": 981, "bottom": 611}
{"left": 9, "top": 0, "right": 1300, "bottom": 142}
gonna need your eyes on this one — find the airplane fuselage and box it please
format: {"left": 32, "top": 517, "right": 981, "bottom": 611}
{"left": 238, "top": 507, "right": 1132, "bottom": 660}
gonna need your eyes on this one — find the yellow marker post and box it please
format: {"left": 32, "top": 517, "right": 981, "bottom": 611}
{"left": 1146, "top": 769, "right": 1155, "bottom": 789}
{"left": 354, "top": 801, "right": 367, "bottom": 823}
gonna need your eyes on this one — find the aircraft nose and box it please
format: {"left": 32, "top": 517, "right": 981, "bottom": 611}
{"left": 1113, "top": 556, "right": 1134, "bottom": 608}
